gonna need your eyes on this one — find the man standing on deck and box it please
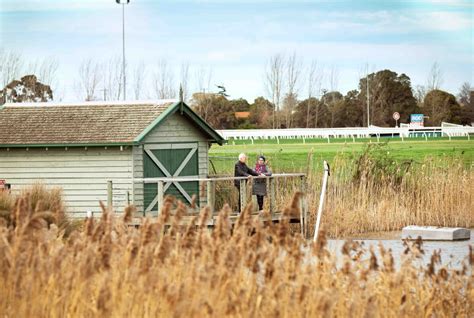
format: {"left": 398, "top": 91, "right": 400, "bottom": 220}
{"left": 234, "top": 153, "right": 259, "bottom": 212}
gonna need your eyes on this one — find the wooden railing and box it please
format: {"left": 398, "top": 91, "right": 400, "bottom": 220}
{"left": 106, "top": 173, "right": 309, "bottom": 236}
{"left": 141, "top": 174, "right": 308, "bottom": 234}
{"left": 142, "top": 173, "right": 305, "bottom": 214}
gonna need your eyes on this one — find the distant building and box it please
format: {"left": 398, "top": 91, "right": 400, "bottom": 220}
{"left": 235, "top": 111, "right": 250, "bottom": 119}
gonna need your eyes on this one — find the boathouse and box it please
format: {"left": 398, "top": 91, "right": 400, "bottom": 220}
{"left": 0, "top": 100, "right": 225, "bottom": 216}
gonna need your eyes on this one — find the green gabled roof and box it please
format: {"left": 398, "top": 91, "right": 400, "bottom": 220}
{"left": 0, "top": 100, "right": 225, "bottom": 147}
{"left": 135, "top": 101, "right": 225, "bottom": 145}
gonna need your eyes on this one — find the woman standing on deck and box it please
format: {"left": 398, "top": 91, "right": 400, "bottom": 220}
{"left": 253, "top": 155, "right": 272, "bottom": 211}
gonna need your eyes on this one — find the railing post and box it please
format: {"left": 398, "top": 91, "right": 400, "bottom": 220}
{"left": 269, "top": 177, "right": 275, "bottom": 217}
{"left": 107, "top": 180, "right": 113, "bottom": 209}
{"left": 239, "top": 178, "right": 247, "bottom": 213}
{"left": 300, "top": 176, "right": 307, "bottom": 238}
{"left": 157, "top": 181, "right": 164, "bottom": 216}
{"left": 265, "top": 177, "right": 269, "bottom": 212}
{"left": 207, "top": 180, "right": 215, "bottom": 214}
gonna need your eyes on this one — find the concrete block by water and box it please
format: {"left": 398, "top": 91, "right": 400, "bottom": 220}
{"left": 401, "top": 226, "right": 470, "bottom": 241}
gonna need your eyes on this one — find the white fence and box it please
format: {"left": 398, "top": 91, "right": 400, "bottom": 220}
{"left": 217, "top": 123, "right": 474, "bottom": 141}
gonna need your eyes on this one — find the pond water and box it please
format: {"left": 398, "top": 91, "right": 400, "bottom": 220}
{"left": 327, "top": 229, "right": 473, "bottom": 270}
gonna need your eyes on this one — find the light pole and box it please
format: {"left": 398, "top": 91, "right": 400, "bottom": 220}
{"left": 366, "top": 65, "right": 370, "bottom": 127}
{"left": 116, "top": 0, "right": 129, "bottom": 100}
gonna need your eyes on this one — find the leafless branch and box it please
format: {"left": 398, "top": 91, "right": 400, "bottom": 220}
{"left": 264, "top": 53, "right": 285, "bottom": 128}
{"left": 0, "top": 49, "right": 24, "bottom": 88}
{"left": 180, "top": 62, "right": 190, "bottom": 102}
{"left": 132, "top": 60, "right": 146, "bottom": 100}
{"left": 153, "top": 59, "right": 176, "bottom": 99}
{"left": 426, "top": 61, "right": 443, "bottom": 91}
{"left": 75, "top": 58, "right": 102, "bottom": 101}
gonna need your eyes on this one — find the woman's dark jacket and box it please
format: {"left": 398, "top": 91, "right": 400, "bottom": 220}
{"left": 234, "top": 161, "right": 259, "bottom": 187}
{"left": 252, "top": 164, "right": 272, "bottom": 196}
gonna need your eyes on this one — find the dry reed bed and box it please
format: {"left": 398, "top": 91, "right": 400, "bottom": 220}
{"left": 272, "top": 154, "right": 473, "bottom": 237}
{"left": 0, "top": 192, "right": 472, "bottom": 317}
{"left": 211, "top": 146, "right": 473, "bottom": 237}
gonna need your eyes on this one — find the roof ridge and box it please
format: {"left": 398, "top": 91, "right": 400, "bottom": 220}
{"left": 3, "top": 99, "right": 178, "bottom": 108}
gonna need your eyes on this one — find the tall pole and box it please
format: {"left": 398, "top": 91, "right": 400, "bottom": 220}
{"left": 366, "top": 68, "right": 370, "bottom": 127}
{"left": 122, "top": 3, "right": 126, "bottom": 100}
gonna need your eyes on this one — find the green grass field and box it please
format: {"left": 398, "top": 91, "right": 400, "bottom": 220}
{"left": 209, "top": 137, "right": 474, "bottom": 173}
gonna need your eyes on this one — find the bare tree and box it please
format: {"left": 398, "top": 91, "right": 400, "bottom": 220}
{"left": 0, "top": 49, "right": 24, "bottom": 88}
{"left": 283, "top": 52, "right": 302, "bottom": 128}
{"left": 328, "top": 64, "right": 339, "bottom": 92}
{"left": 195, "top": 65, "right": 213, "bottom": 93}
{"left": 326, "top": 65, "right": 340, "bottom": 127}
{"left": 27, "top": 57, "right": 59, "bottom": 87}
{"left": 457, "top": 82, "right": 471, "bottom": 106}
{"left": 195, "top": 67, "right": 205, "bottom": 93}
{"left": 102, "top": 56, "right": 124, "bottom": 101}
{"left": 307, "top": 60, "right": 323, "bottom": 128}
{"left": 426, "top": 61, "right": 443, "bottom": 91}
{"left": 152, "top": 59, "right": 176, "bottom": 99}
{"left": 132, "top": 61, "right": 146, "bottom": 100}
{"left": 264, "top": 53, "right": 285, "bottom": 128}
{"left": 358, "top": 63, "right": 376, "bottom": 127}
{"left": 414, "top": 84, "right": 427, "bottom": 105}
{"left": 180, "top": 62, "right": 190, "bottom": 102}
{"left": 192, "top": 66, "right": 214, "bottom": 121}
{"left": 75, "top": 58, "right": 102, "bottom": 101}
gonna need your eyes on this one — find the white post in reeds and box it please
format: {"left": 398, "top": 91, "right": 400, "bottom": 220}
{"left": 313, "top": 161, "right": 330, "bottom": 242}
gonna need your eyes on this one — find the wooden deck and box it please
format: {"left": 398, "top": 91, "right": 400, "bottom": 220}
{"left": 127, "top": 173, "right": 309, "bottom": 237}
{"left": 130, "top": 211, "right": 303, "bottom": 227}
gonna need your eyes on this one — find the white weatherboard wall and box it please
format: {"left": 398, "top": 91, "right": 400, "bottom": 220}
{"left": 133, "top": 113, "right": 210, "bottom": 214}
{"left": 0, "top": 147, "right": 133, "bottom": 216}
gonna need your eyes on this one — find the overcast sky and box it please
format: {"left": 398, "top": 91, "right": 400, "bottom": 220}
{"left": 1, "top": 0, "right": 472, "bottom": 102}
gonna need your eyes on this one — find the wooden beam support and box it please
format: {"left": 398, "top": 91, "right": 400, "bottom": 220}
{"left": 269, "top": 177, "right": 276, "bottom": 218}
{"left": 300, "top": 176, "right": 307, "bottom": 238}
{"left": 207, "top": 180, "right": 215, "bottom": 214}
{"left": 157, "top": 181, "right": 164, "bottom": 216}
{"left": 239, "top": 179, "right": 247, "bottom": 213}
{"left": 107, "top": 180, "right": 113, "bottom": 209}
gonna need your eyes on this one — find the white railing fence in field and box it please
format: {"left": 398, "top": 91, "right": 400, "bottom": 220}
{"left": 217, "top": 123, "right": 474, "bottom": 142}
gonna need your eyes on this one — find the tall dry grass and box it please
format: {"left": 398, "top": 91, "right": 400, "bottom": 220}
{"left": 0, "top": 191, "right": 472, "bottom": 317}
{"left": 0, "top": 182, "right": 75, "bottom": 235}
{"left": 268, "top": 144, "right": 473, "bottom": 237}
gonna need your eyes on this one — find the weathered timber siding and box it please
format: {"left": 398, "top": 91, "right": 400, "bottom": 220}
{"left": 134, "top": 113, "right": 210, "bottom": 214}
{"left": 0, "top": 147, "right": 133, "bottom": 216}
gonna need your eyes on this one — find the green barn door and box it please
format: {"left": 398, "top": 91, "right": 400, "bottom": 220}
{"left": 143, "top": 143, "right": 199, "bottom": 212}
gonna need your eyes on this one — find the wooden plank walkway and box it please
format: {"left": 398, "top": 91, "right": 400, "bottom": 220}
{"left": 130, "top": 211, "right": 303, "bottom": 227}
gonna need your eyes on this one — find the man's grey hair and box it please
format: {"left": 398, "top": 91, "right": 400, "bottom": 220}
{"left": 238, "top": 153, "right": 246, "bottom": 160}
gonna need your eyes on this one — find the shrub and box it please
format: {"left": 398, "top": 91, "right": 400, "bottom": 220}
{"left": 353, "top": 142, "right": 412, "bottom": 186}
{"left": 0, "top": 183, "right": 72, "bottom": 234}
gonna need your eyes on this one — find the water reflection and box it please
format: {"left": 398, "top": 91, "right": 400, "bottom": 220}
{"left": 327, "top": 229, "right": 473, "bottom": 269}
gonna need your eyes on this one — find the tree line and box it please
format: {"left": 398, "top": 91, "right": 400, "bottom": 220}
{"left": 0, "top": 49, "right": 472, "bottom": 128}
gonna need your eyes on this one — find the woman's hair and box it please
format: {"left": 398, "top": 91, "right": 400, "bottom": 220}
{"left": 258, "top": 155, "right": 266, "bottom": 161}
